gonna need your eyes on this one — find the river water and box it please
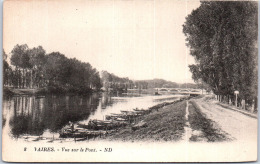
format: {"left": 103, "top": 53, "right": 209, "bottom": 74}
{"left": 2, "top": 92, "right": 184, "bottom": 141}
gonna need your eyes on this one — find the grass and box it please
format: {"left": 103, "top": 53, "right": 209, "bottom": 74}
{"left": 104, "top": 101, "right": 187, "bottom": 142}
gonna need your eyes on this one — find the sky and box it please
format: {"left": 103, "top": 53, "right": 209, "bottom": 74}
{"left": 3, "top": 0, "right": 201, "bottom": 83}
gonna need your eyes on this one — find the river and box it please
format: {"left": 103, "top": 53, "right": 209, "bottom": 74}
{"left": 2, "top": 92, "right": 184, "bottom": 141}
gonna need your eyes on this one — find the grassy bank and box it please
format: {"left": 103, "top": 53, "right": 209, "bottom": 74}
{"left": 100, "top": 96, "right": 231, "bottom": 142}
{"left": 104, "top": 100, "right": 187, "bottom": 142}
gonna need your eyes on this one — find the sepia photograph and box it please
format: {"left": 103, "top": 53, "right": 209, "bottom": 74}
{"left": 2, "top": 0, "right": 258, "bottom": 162}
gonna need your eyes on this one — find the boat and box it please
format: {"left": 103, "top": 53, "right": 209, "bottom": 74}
{"left": 60, "top": 129, "right": 107, "bottom": 138}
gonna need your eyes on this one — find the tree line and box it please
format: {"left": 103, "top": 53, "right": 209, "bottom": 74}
{"left": 4, "top": 44, "right": 209, "bottom": 95}
{"left": 183, "top": 1, "right": 258, "bottom": 111}
{"left": 101, "top": 71, "right": 149, "bottom": 91}
{"left": 4, "top": 44, "right": 102, "bottom": 93}
{"left": 100, "top": 73, "right": 205, "bottom": 91}
{"left": 3, "top": 45, "right": 150, "bottom": 93}
{"left": 136, "top": 79, "right": 205, "bottom": 89}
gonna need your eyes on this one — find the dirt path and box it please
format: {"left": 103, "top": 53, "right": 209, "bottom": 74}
{"left": 192, "top": 96, "right": 257, "bottom": 143}
{"left": 187, "top": 100, "right": 230, "bottom": 142}
{"left": 182, "top": 101, "right": 192, "bottom": 142}
{"left": 180, "top": 100, "right": 230, "bottom": 142}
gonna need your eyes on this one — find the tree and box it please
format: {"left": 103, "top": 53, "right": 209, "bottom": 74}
{"left": 28, "top": 46, "right": 46, "bottom": 88}
{"left": 10, "top": 44, "right": 32, "bottom": 88}
{"left": 3, "top": 50, "right": 11, "bottom": 86}
{"left": 44, "top": 52, "right": 68, "bottom": 87}
{"left": 11, "top": 44, "right": 31, "bottom": 69}
{"left": 183, "top": 1, "right": 258, "bottom": 109}
{"left": 6, "top": 44, "right": 107, "bottom": 93}
{"left": 90, "top": 71, "right": 102, "bottom": 90}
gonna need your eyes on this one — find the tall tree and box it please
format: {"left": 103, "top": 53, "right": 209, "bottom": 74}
{"left": 183, "top": 1, "right": 258, "bottom": 108}
{"left": 28, "top": 46, "right": 46, "bottom": 88}
{"left": 10, "top": 44, "right": 31, "bottom": 88}
{"left": 3, "top": 50, "right": 10, "bottom": 86}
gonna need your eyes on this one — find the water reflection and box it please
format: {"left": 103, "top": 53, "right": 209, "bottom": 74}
{"left": 3, "top": 93, "right": 103, "bottom": 138}
{"left": 101, "top": 93, "right": 112, "bottom": 109}
{"left": 3, "top": 93, "right": 181, "bottom": 140}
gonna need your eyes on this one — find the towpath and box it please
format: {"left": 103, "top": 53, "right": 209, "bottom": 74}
{"left": 182, "top": 99, "right": 231, "bottom": 142}
{"left": 192, "top": 96, "right": 257, "bottom": 142}
{"left": 104, "top": 95, "right": 257, "bottom": 143}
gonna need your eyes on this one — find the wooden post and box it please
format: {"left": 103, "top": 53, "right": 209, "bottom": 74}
{"left": 251, "top": 99, "right": 255, "bottom": 113}
{"left": 234, "top": 91, "right": 239, "bottom": 108}
{"left": 241, "top": 99, "right": 245, "bottom": 110}
{"left": 235, "top": 94, "right": 237, "bottom": 107}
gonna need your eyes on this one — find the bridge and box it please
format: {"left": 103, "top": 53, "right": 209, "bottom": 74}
{"left": 155, "top": 88, "right": 204, "bottom": 95}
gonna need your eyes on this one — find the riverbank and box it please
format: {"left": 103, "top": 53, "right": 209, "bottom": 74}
{"left": 3, "top": 87, "right": 44, "bottom": 96}
{"left": 104, "top": 99, "right": 187, "bottom": 142}
{"left": 102, "top": 96, "right": 228, "bottom": 142}
{"left": 3, "top": 87, "right": 96, "bottom": 96}
{"left": 98, "top": 94, "right": 256, "bottom": 142}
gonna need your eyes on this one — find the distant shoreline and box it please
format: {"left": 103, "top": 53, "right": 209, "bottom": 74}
{"left": 3, "top": 87, "right": 201, "bottom": 97}
{"left": 3, "top": 87, "right": 97, "bottom": 96}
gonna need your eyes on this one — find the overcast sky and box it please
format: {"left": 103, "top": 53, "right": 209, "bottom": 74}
{"left": 4, "top": 0, "right": 201, "bottom": 83}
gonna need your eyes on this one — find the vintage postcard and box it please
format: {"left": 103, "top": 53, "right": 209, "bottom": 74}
{"left": 2, "top": 0, "right": 258, "bottom": 162}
